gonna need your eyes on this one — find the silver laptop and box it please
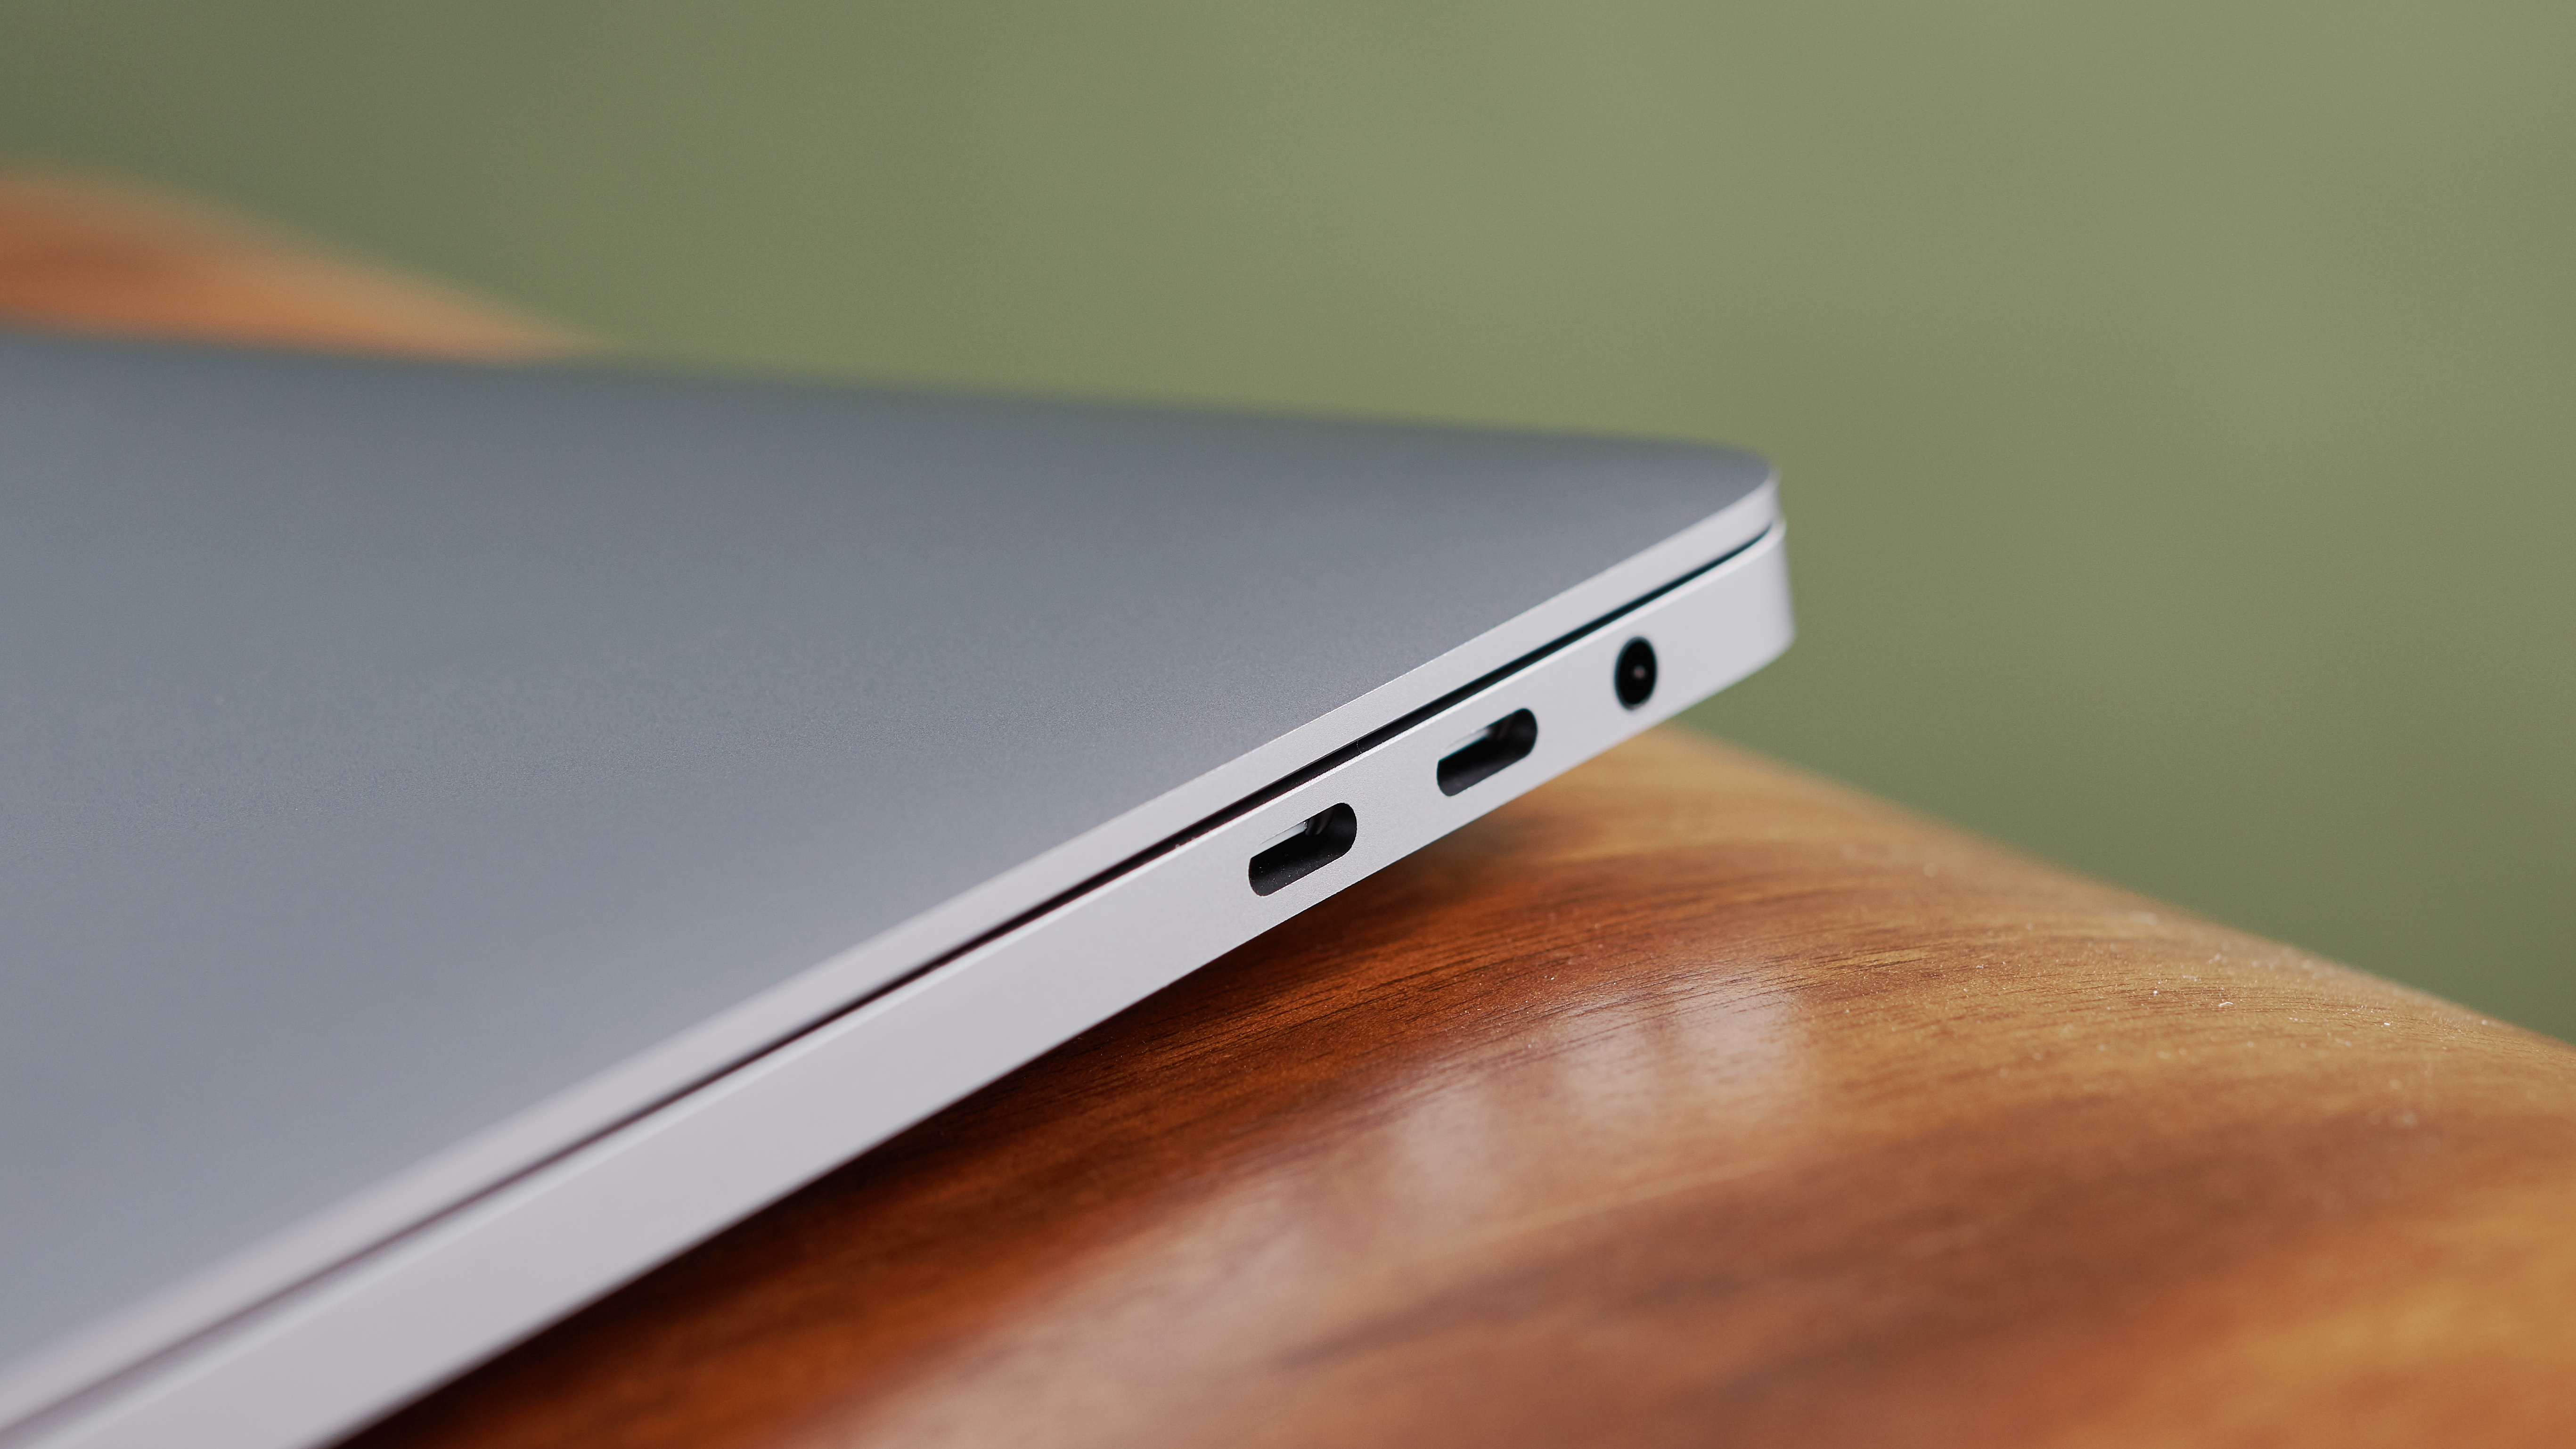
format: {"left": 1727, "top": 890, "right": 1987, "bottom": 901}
{"left": 0, "top": 332, "right": 1791, "bottom": 1448}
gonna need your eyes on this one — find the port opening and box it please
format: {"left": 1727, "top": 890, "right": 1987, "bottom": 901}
{"left": 1435, "top": 709, "right": 1539, "bottom": 797}
{"left": 1248, "top": 802, "right": 1359, "bottom": 896}
{"left": 1615, "top": 638, "right": 1657, "bottom": 709}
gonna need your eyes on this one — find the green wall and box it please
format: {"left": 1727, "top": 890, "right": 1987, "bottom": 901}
{"left": 4, "top": 3, "right": 2568, "bottom": 1037}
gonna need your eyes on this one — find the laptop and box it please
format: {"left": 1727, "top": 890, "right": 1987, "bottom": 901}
{"left": 0, "top": 331, "right": 1791, "bottom": 1448}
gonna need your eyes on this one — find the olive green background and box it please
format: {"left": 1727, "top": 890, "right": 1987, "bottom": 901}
{"left": 3, "top": 3, "right": 2568, "bottom": 1036}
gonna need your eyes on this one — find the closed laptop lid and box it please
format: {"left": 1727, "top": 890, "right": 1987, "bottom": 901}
{"left": 0, "top": 332, "right": 1770, "bottom": 1372}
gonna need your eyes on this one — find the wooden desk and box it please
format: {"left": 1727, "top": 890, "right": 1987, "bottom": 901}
{"left": 9, "top": 173, "right": 2571, "bottom": 1449}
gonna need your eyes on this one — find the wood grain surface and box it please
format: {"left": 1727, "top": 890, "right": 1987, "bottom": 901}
{"left": 0, "top": 171, "right": 569, "bottom": 358}
{"left": 7, "top": 174, "right": 2571, "bottom": 1448}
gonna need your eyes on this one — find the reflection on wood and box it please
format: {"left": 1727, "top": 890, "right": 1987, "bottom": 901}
{"left": 354, "top": 732, "right": 2576, "bottom": 1449}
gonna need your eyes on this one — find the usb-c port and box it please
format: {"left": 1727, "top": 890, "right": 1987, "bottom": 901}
{"left": 1436, "top": 709, "right": 1538, "bottom": 796}
{"left": 1248, "top": 803, "right": 1359, "bottom": 896}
